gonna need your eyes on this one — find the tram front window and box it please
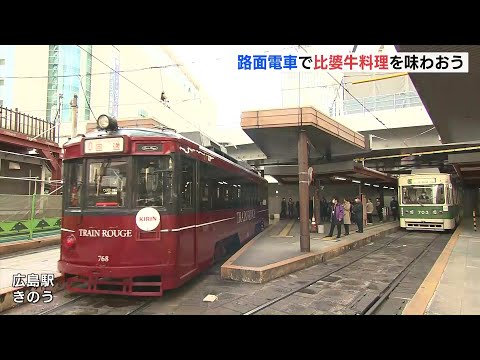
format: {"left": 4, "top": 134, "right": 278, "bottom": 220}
{"left": 135, "top": 156, "right": 174, "bottom": 208}
{"left": 87, "top": 158, "right": 128, "bottom": 207}
{"left": 401, "top": 185, "right": 445, "bottom": 205}
{"left": 64, "top": 160, "right": 84, "bottom": 208}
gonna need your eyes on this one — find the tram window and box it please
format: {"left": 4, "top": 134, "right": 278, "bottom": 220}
{"left": 135, "top": 156, "right": 174, "bottom": 208}
{"left": 180, "top": 157, "right": 195, "bottom": 210}
{"left": 401, "top": 185, "right": 445, "bottom": 205}
{"left": 242, "top": 183, "right": 254, "bottom": 208}
{"left": 199, "top": 161, "right": 211, "bottom": 210}
{"left": 87, "top": 159, "right": 128, "bottom": 207}
{"left": 65, "top": 160, "right": 83, "bottom": 208}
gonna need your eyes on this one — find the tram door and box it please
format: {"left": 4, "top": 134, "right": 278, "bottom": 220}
{"left": 178, "top": 156, "right": 197, "bottom": 276}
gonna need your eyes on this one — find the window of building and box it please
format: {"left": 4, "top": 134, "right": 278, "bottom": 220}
{"left": 0, "top": 59, "right": 5, "bottom": 66}
{"left": 0, "top": 79, "right": 4, "bottom": 86}
{"left": 0, "top": 100, "right": 3, "bottom": 107}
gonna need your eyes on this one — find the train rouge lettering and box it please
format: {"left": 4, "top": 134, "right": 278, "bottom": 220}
{"left": 79, "top": 229, "right": 133, "bottom": 237}
{"left": 237, "top": 210, "right": 256, "bottom": 223}
{"left": 138, "top": 216, "right": 157, "bottom": 222}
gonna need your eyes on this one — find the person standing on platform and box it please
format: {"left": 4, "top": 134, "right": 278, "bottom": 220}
{"left": 281, "top": 198, "right": 287, "bottom": 219}
{"left": 295, "top": 200, "right": 300, "bottom": 220}
{"left": 321, "top": 197, "right": 328, "bottom": 222}
{"left": 352, "top": 196, "right": 364, "bottom": 233}
{"left": 328, "top": 197, "right": 344, "bottom": 239}
{"left": 366, "top": 199, "right": 374, "bottom": 224}
{"left": 390, "top": 196, "right": 399, "bottom": 221}
{"left": 288, "top": 198, "right": 294, "bottom": 219}
{"left": 343, "top": 198, "right": 351, "bottom": 235}
{"left": 376, "top": 198, "right": 384, "bottom": 222}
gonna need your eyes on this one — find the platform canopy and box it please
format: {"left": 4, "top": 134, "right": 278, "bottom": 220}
{"left": 241, "top": 107, "right": 367, "bottom": 161}
{"left": 264, "top": 160, "right": 397, "bottom": 187}
{"left": 394, "top": 45, "right": 480, "bottom": 144}
{"left": 448, "top": 152, "right": 480, "bottom": 186}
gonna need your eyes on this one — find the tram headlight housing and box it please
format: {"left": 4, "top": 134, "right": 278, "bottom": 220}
{"left": 433, "top": 210, "right": 437, "bottom": 215}
{"left": 97, "top": 114, "right": 118, "bottom": 131}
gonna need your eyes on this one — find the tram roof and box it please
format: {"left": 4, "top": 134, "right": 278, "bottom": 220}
{"left": 65, "top": 127, "right": 266, "bottom": 181}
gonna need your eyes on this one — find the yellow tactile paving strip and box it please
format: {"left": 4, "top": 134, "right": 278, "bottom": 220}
{"left": 402, "top": 225, "right": 462, "bottom": 315}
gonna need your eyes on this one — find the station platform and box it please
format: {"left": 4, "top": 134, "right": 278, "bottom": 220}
{"left": 221, "top": 218, "right": 399, "bottom": 284}
{"left": 0, "top": 233, "right": 60, "bottom": 256}
{"left": 0, "top": 245, "right": 63, "bottom": 313}
{"left": 403, "top": 217, "right": 480, "bottom": 315}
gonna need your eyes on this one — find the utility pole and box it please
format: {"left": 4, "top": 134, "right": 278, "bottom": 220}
{"left": 298, "top": 128, "right": 310, "bottom": 252}
{"left": 70, "top": 94, "right": 78, "bottom": 138}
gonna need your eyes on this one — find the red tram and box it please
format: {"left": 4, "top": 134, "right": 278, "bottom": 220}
{"left": 58, "top": 115, "right": 269, "bottom": 296}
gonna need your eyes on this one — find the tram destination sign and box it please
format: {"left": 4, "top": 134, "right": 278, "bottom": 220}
{"left": 85, "top": 137, "right": 125, "bottom": 154}
{"left": 408, "top": 178, "right": 436, "bottom": 185}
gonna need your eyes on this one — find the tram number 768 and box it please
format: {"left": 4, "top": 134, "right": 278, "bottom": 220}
{"left": 98, "top": 256, "right": 109, "bottom": 262}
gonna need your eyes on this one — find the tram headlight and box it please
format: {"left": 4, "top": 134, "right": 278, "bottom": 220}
{"left": 433, "top": 210, "right": 437, "bottom": 215}
{"left": 97, "top": 114, "right": 118, "bottom": 131}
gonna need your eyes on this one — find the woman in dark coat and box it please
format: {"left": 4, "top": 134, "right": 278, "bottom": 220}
{"left": 280, "top": 198, "right": 287, "bottom": 219}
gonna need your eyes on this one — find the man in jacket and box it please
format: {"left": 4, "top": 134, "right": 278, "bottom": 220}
{"left": 352, "top": 196, "right": 364, "bottom": 233}
{"left": 376, "top": 198, "right": 384, "bottom": 222}
{"left": 281, "top": 198, "right": 287, "bottom": 219}
{"left": 328, "top": 197, "right": 344, "bottom": 239}
{"left": 390, "top": 196, "right": 399, "bottom": 221}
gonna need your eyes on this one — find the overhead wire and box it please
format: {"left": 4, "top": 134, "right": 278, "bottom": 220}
{"left": 2, "top": 45, "right": 433, "bottom": 148}
{"left": 292, "top": 46, "right": 448, "bottom": 149}
{"left": 75, "top": 45, "right": 300, "bottom": 137}
{"left": 9, "top": 98, "right": 201, "bottom": 114}
{"left": 78, "top": 74, "right": 96, "bottom": 120}
{"left": 76, "top": 45, "right": 203, "bottom": 134}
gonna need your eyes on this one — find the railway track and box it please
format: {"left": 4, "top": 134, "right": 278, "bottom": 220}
{"left": 242, "top": 231, "right": 446, "bottom": 315}
{"left": 33, "top": 244, "right": 238, "bottom": 316}
{"left": 37, "top": 293, "right": 158, "bottom": 315}
{"left": 38, "top": 294, "right": 89, "bottom": 315}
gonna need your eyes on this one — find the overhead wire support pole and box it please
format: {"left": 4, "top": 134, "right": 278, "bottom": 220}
{"left": 296, "top": 48, "right": 310, "bottom": 252}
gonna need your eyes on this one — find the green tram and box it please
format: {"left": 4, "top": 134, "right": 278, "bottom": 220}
{"left": 398, "top": 172, "right": 461, "bottom": 231}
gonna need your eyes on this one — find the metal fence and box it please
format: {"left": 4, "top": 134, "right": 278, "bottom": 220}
{"left": 0, "top": 106, "right": 57, "bottom": 142}
{"left": 0, "top": 194, "right": 62, "bottom": 239}
{"left": 343, "top": 91, "right": 423, "bottom": 115}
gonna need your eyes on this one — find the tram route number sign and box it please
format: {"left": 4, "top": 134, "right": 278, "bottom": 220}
{"left": 85, "top": 137, "right": 124, "bottom": 154}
